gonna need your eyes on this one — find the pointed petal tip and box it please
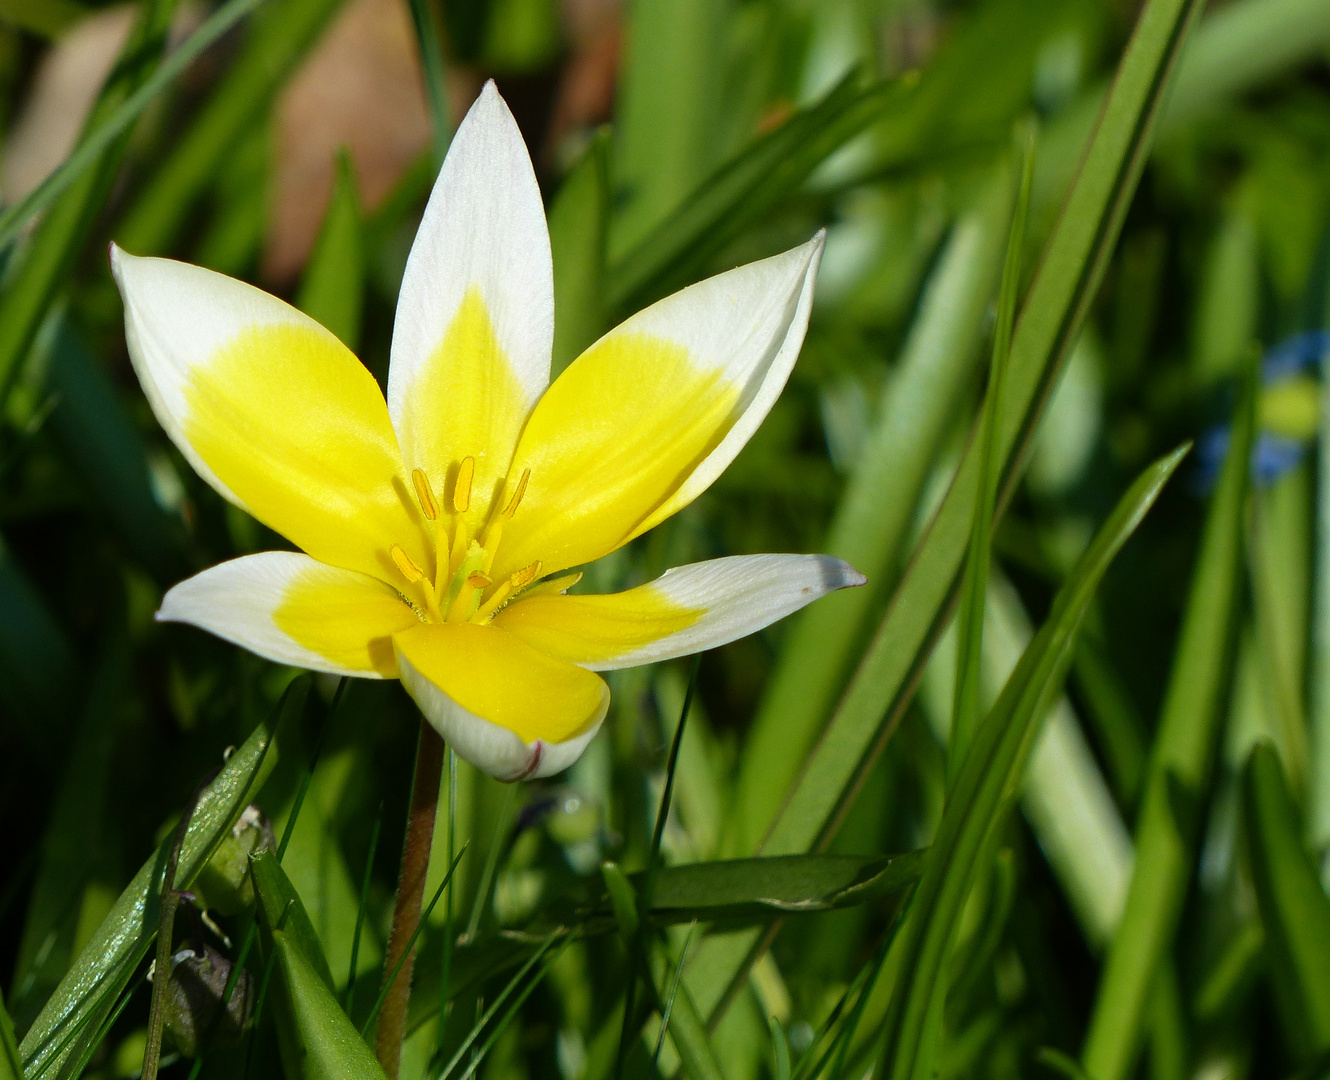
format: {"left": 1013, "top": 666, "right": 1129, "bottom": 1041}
{"left": 823, "top": 555, "right": 866, "bottom": 589}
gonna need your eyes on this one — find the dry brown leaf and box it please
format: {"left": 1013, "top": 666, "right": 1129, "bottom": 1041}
{"left": 264, "top": 0, "right": 481, "bottom": 284}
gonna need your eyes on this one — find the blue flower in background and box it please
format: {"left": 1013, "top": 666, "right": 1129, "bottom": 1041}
{"left": 1194, "top": 331, "right": 1330, "bottom": 492}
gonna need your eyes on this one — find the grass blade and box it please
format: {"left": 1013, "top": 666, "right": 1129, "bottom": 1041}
{"left": 1080, "top": 370, "right": 1256, "bottom": 1080}
{"left": 876, "top": 445, "right": 1187, "bottom": 1080}
{"left": 18, "top": 678, "right": 308, "bottom": 1080}
{"left": 949, "top": 125, "right": 1035, "bottom": 779}
{"left": 115, "top": 0, "right": 349, "bottom": 255}
{"left": 689, "top": 0, "right": 1209, "bottom": 1024}
{"left": 0, "top": 0, "right": 184, "bottom": 409}
{"left": 1244, "top": 742, "right": 1330, "bottom": 1058}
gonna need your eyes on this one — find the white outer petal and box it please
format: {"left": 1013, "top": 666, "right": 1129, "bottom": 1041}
{"left": 110, "top": 245, "right": 331, "bottom": 514}
{"left": 396, "top": 646, "right": 607, "bottom": 781}
{"left": 589, "top": 553, "right": 864, "bottom": 671}
{"left": 387, "top": 80, "right": 553, "bottom": 452}
{"left": 157, "top": 551, "right": 395, "bottom": 678}
{"left": 627, "top": 232, "right": 825, "bottom": 536}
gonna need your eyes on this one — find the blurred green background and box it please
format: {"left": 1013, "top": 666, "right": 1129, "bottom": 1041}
{"left": 8, "top": 0, "right": 1330, "bottom": 1077}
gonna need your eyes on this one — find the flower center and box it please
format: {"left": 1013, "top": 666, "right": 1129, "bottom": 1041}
{"left": 388, "top": 457, "right": 539, "bottom": 624}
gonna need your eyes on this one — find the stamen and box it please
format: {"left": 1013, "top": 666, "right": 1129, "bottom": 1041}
{"left": 510, "top": 560, "right": 542, "bottom": 589}
{"left": 412, "top": 469, "right": 438, "bottom": 520}
{"left": 502, "top": 468, "right": 531, "bottom": 520}
{"left": 453, "top": 456, "right": 475, "bottom": 514}
{"left": 473, "top": 561, "right": 542, "bottom": 623}
{"left": 391, "top": 545, "right": 425, "bottom": 584}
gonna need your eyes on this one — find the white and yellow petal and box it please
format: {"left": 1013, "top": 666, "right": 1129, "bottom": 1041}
{"left": 493, "top": 553, "right": 863, "bottom": 670}
{"left": 158, "top": 552, "right": 420, "bottom": 677}
{"left": 387, "top": 81, "right": 552, "bottom": 530}
{"left": 393, "top": 622, "right": 608, "bottom": 780}
{"left": 491, "top": 234, "right": 824, "bottom": 582}
{"left": 111, "top": 246, "right": 429, "bottom": 583}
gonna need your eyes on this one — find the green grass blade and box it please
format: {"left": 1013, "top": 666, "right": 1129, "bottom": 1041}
{"left": 694, "top": 2, "right": 1208, "bottom": 1030}
{"left": 9, "top": 640, "right": 128, "bottom": 1032}
{"left": 345, "top": 804, "right": 383, "bottom": 1012}
{"left": 115, "top": 0, "right": 349, "bottom": 256}
{"left": 361, "top": 844, "right": 466, "bottom": 1039}
{"left": 609, "top": 0, "right": 730, "bottom": 259}
{"left": 876, "top": 444, "right": 1186, "bottom": 1080}
{"left": 606, "top": 71, "right": 890, "bottom": 313}
{"left": 0, "top": 986, "right": 23, "bottom": 1080}
{"left": 43, "top": 318, "right": 185, "bottom": 581}
{"left": 1245, "top": 742, "right": 1330, "bottom": 1059}
{"left": 548, "top": 130, "right": 609, "bottom": 376}
{"left": 729, "top": 166, "right": 1014, "bottom": 855}
{"left": 406, "top": 0, "right": 450, "bottom": 166}
{"left": 296, "top": 152, "right": 364, "bottom": 351}
{"left": 0, "top": 0, "right": 182, "bottom": 409}
{"left": 18, "top": 678, "right": 307, "bottom": 1080}
{"left": 949, "top": 126, "right": 1035, "bottom": 780}
{"left": 251, "top": 848, "right": 336, "bottom": 991}
{"left": 755, "top": 0, "right": 1205, "bottom": 864}
{"left": 1080, "top": 371, "right": 1257, "bottom": 1080}
{"left": 270, "top": 928, "right": 390, "bottom": 1080}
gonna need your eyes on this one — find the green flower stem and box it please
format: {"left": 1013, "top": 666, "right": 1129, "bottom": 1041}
{"left": 375, "top": 720, "right": 445, "bottom": 1078}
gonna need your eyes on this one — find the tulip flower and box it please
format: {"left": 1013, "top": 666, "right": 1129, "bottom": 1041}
{"left": 112, "top": 83, "right": 863, "bottom": 781}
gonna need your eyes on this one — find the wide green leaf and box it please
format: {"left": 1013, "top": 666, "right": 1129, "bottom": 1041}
{"left": 728, "top": 166, "right": 1013, "bottom": 854}
{"left": 251, "top": 849, "right": 336, "bottom": 992}
{"left": 548, "top": 130, "right": 610, "bottom": 376}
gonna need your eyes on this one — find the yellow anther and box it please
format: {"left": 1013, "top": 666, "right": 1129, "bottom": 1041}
{"left": 473, "top": 561, "right": 542, "bottom": 623}
{"left": 501, "top": 468, "right": 530, "bottom": 520}
{"left": 467, "top": 572, "right": 492, "bottom": 590}
{"left": 412, "top": 469, "right": 438, "bottom": 521}
{"left": 391, "top": 545, "right": 425, "bottom": 584}
{"left": 452, "top": 456, "right": 475, "bottom": 514}
{"left": 510, "top": 560, "right": 542, "bottom": 589}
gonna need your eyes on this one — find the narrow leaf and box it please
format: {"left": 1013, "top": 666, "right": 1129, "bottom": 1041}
{"left": 296, "top": 152, "right": 364, "bottom": 351}
{"left": 1245, "top": 742, "right": 1330, "bottom": 1059}
{"left": 689, "top": 0, "right": 1208, "bottom": 1025}
{"left": 271, "top": 929, "right": 390, "bottom": 1080}
{"left": 116, "top": 0, "right": 349, "bottom": 256}
{"left": 1081, "top": 369, "right": 1256, "bottom": 1080}
{"left": 18, "top": 679, "right": 307, "bottom": 1080}
{"left": 877, "top": 445, "right": 1187, "bottom": 1080}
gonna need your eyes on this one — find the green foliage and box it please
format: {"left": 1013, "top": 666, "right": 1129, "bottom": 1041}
{"left": 10, "top": 0, "right": 1330, "bottom": 1077}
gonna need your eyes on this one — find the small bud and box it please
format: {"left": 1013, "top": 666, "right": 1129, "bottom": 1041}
{"left": 162, "top": 942, "right": 253, "bottom": 1058}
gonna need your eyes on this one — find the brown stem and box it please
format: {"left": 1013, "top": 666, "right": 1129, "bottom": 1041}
{"left": 375, "top": 719, "right": 445, "bottom": 1077}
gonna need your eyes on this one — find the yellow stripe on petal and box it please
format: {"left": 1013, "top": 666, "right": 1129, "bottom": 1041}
{"left": 394, "top": 289, "right": 529, "bottom": 531}
{"left": 493, "top": 583, "right": 702, "bottom": 666}
{"left": 491, "top": 333, "right": 740, "bottom": 582}
{"left": 493, "top": 553, "right": 864, "bottom": 672}
{"left": 112, "top": 249, "right": 429, "bottom": 584}
{"left": 183, "top": 322, "right": 429, "bottom": 582}
{"left": 158, "top": 552, "right": 419, "bottom": 678}
{"left": 275, "top": 563, "right": 421, "bottom": 676}
{"left": 394, "top": 622, "right": 607, "bottom": 745}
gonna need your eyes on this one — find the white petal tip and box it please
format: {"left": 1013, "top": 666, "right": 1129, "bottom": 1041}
{"left": 820, "top": 556, "right": 866, "bottom": 590}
